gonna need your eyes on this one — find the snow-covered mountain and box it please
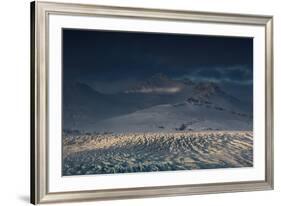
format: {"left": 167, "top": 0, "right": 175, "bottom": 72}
{"left": 63, "top": 74, "right": 252, "bottom": 132}
{"left": 63, "top": 82, "right": 126, "bottom": 129}
{"left": 90, "top": 97, "right": 252, "bottom": 133}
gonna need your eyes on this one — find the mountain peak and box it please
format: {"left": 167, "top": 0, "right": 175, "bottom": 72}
{"left": 75, "top": 82, "right": 93, "bottom": 90}
{"left": 150, "top": 73, "right": 169, "bottom": 81}
{"left": 193, "top": 82, "right": 223, "bottom": 98}
{"left": 64, "top": 82, "right": 105, "bottom": 98}
{"left": 181, "top": 78, "right": 195, "bottom": 86}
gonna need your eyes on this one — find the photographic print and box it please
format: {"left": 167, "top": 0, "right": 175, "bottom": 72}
{"left": 31, "top": 2, "right": 273, "bottom": 203}
{"left": 62, "top": 29, "right": 253, "bottom": 176}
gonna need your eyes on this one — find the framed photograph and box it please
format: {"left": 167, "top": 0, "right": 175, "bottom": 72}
{"left": 30, "top": 1, "right": 274, "bottom": 204}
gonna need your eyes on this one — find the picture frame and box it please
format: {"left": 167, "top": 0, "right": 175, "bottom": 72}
{"left": 30, "top": 1, "right": 274, "bottom": 204}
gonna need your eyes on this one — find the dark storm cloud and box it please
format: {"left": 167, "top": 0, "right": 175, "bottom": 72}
{"left": 223, "top": 65, "right": 252, "bottom": 82}
{"left": 181, "top": 65, "right": 253, "bottom": 85}
{"left": 63, "top": 29, "right": 253, "bottom": 93}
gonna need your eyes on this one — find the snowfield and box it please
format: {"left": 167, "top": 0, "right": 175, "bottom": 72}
{"left": 63, "top": 131, "right": 253, "bottom": 176}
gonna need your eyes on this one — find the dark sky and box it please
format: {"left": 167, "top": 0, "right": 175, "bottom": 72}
{"left": 63, "top": 29, "right": 253, "bottom": 97}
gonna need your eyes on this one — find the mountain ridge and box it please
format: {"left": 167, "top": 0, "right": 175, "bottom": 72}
{"left": 63, "top": 74, "right": 252, "bottom": 132}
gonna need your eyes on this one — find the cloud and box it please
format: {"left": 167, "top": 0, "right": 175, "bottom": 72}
{"left": 174, "top": 65, "right": 252, "bottom": 85}
{"left": 125, "top": 87, "right": 182, "bottom": 94}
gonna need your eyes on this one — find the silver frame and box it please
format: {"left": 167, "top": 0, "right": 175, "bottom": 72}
{"left": 30, "top": 1, "right": 274, "bottom": 204}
